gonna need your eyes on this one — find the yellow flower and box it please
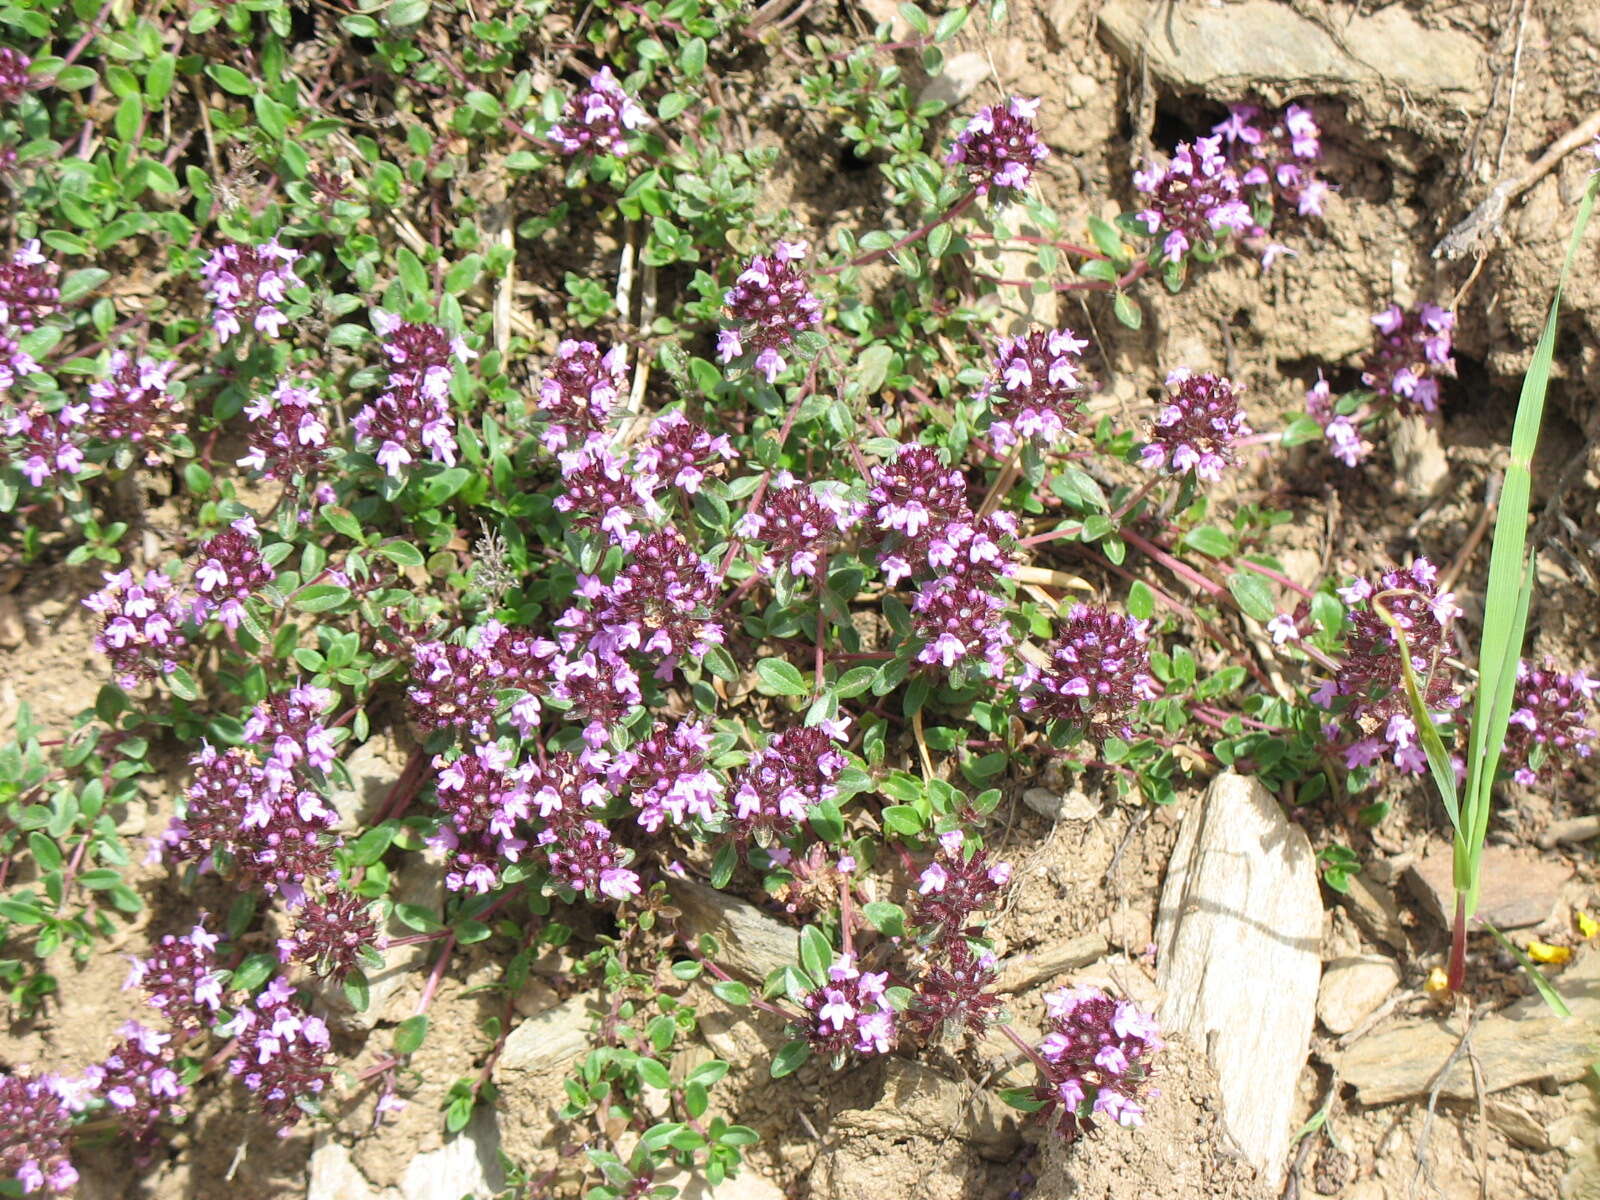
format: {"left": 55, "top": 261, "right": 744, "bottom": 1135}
{"left": 1528, "top": 941, "right": 1573, "bottom": 965}
{"left": 1424, "top": 966, "right": 1450, "bottom": 995}
{"left": 1577, "top": 909, "right": 1599, "bottom": 940}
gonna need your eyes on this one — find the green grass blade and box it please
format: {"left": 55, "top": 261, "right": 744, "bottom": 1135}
{"left": 1482, "top": 920, "right": 1572, "bottom": 1018}
{"left": 1462, "top": 172, "right": 1598, "bottom": 913}
{"left": 1375, "top": 600, "right": 1461, "bottom": 835}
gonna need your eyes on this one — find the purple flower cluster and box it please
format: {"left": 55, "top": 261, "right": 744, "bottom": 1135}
{"left": 911, "top": 569, "right": 1015, "bottom": 676}
{"left": 280, "top": 890, "right": 377, "bottom": 982}
{"left": 221, "top": 977, "right": 332, "bottom": 1130}
{"left": 238, "top": 378, "right": 331, "bottom": 481}
{"left": 431, "top": 741, "right": 536, "bottom": 894}
{"left": 1314, "top": 558, "right": 1462, "bottom": 774}
{"left": 1017, "top": 604, "right": 1156, "bottom": 742}
{"left": 867, "top": 444, "right": 1015, "bottom": 587}
{"left": 201, "top": 240, "right": 302, "bottom": 343}
{"left": 737, "top": 472, "right": 862, "bottom": 578}
{"left": 244, "top": 683, "right": 338, "bottom": 788}
{"left": 635, "top": 409, "right": 734, "bottom": 494}
{"left": 1138, "top": 368, "right": 1250, "bottom": 481}
{"left": 905, "top": 938, "right": 1001, "bottom": 1040}
{"left": 83, "top": 568, "right": 191, "bottom": 689}
{"left": 554, "top": 443, "right": 660, "bottom": 547}
{"left": 1505, "top": 658, "right": 1599, "bottom": 785}
{"left": 352, "top": 311, "right": 472, "bottom": 476}
{"left": 730, "top": 722, "right": 849, "bottom": 843}
{"left": 406, "top": 620, "right": 557, "bottom": 738}
{"left": 717, "top": 241, "right": 822, "bottom": 383}
{"left": 1304, "top": 375, "right": 1369, "bottom": 467}
{"left": 551, "top": 649, "right": 642, "bottom": 752}
{"left": 0, "top": 240, "right": 59, "bottom": 333}
{"left": 193, "top": 515, "right": 274, "bottom": 632}
{"left": 799, "top": 952, "right": 896, "bottom": 1059}
{"left": 125, "top": 922, "right": 225, "bottom": 1036}
{"left": 0, "top": 1071, "right": 78, "bottom": 1195}
{"left": 4, "top": 400, "right": 84, "bottom": 485}
{"left": 945, "top": 96, "right": 1049, "bottom": 197}
{"left": 1134, "top": 138, "right": 1252, "bottom": 263}
{"left": 583, "top": 527, "right": 726, "bottom": 661}
{"left": 167, "top": 743, "right": 337, "bottom": 896}
{"left": 1213, "top": 103, "right": 1329, "bottom": 218}
{"left": 529, "top": 752, "right": 639, "bottom": 900}
{"left": 1362, "top": 304, "right": 1456, "bottom": 416}
{"left": 1034, "top": 984, "right": 1162, "bottom": 1138}
{"left": 537, "top": 339, "right": 627, "bottom": 451}
{"left": 911, "top": 831, "right": 1012, "bottom": 943}
{"left": 0, "top": 48, "right": 33, "bottom": 104}
{"left": 85, "top": 1023, "right": 187, "bottom": 1145}
{"left": 981, "top": 327, "right": 1091, "bottom": 451}
{"left": 86, "top": 352, "right": 184, "bottom": 464}
{"left": 613, "top": 719, "right": 723, "bottom": 832}
{"left": 549, "top": 66, "right": 649, "bottom": 156}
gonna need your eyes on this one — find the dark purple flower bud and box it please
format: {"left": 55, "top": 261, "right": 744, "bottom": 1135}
{"left": 717, "top": 241, "right": 822, "bottom": 383}
{"left": 537, "top": 339, "right": 627, "bottom": 452}
{"left": 0, "top": 1070, "right": 78, "bottom": 1194}
{"left": 1361, "top": 303, "right": 1456, "bottom": 416}
{"left": 1138, "top": 368, "right": 1250, "bottom": 481}
{"left": 200, "top": 240, "right": 301, "bottom": 343}
{"left": 798, "top": 951, "right": 897, "bottom": 1059}
{"left": 635, "top": 410, "right": 734, "bottom": 495}
{"left": 736, "top": 472, "right": 862, "bottom": 578}
{"left": 1032, "top": 984, "right": 1162, "bottom": 1139}
{"left": 86, "top": 352, "right": 184, "bottom": 463}
{"left": 192, "top": 515, "right": 274, "bottom": 632}
{"left": 282, "top": 889, "right": 379, "bottom": 981}
{"left": 1505, "top": 658, "right": 1599, "bottom": 786}
{"left": 944, "top": 96, "right": 1049, "bottom": 196}
{"left": 82, "top": 568, "right": 191, "bottom": 689}
{"left": 88, "top": 1022, "right": 187, "bottom": 1145}
{"left": 1315, "top": 558, "right": 1462, "bottom": 775}
{"left": 1133, "top": 137, "right": 1252, "bottom": 263}
{"left": 910, "top": 832, "right": 1012, "bottom": 943}
{"left": 4, "top": 400, "right": 85, "bottom": 485}
{"left": 905, "top": 938, "right": 1001, "bottom": 1040}
{"left": 549, "top": 67, "right": 649, "bottom": 156}
{"left": 554, "top": 442, "right": 661, "bottom": 547}
{"left": 238, "top": 378, "right": 331, "bottom": 481}
{"left": 1017, "top": 604, "right": 1156, "bottom": 742}
{"left": 981, "top": 327, "right": 1091, "bottom": 450}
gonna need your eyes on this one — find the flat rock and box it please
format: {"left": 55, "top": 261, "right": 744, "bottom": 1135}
{"left": 1317, "top": 955, "right": 1400, "bottom": 1036}
{"left": 1022, "top": 787, "right": 1100, "bottom": 822}
{"left": 396, "top": 1106, "right": 504, "bottom": 1200}
{"left": 1405, "top": 844, "right": 1572, "bottom": 931}
{"left": 0, "top": 593, "right": 22, "bottom": 649}
{"left": 1537, "top": 814, "right": 1600, "bottom": 849}
{"left": 308, "top": 1139, "right": 398, "bottom": 1200}
{"left": 831, "top": 1060, "right": 1020, "bottom": 1154}
{"left": 330, "top": 733, "right": 411, "bottom": 831}
{"left": 1156, "top": 772, "right": 1322, "bottom": 1187}
{"left": 1339, "top": 872, "right": 1408, "bottom": 952}
{"left": 319, "top": 856, "right": 444, "bottom": 1031}
{"left": 992, "top": 933, "right": 1108, "bottom": 994}
{"left": 1336, "top": 949, "right": 1600, "bottom": 1104}
{"left": 1096, "top": 0, "right": 1485, "bottom": 106}
{"left": 670, "top": 878, "right": 797, "bottom": 983}
{"left": 919, "top": 51, "right": 989, "bottom": 109}
{"left": 655, "top": 1166, "right": 785, "bottom": 1200}
{"left": 1391, "top": 415, "right": 1450, "bottom": 499}
{"left": 496, "top": 994, "right": 598, "bottom": 1077}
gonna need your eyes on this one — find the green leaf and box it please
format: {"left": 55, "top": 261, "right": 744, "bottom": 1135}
{"left": 206, "top": 64, "right": 255, "bottom": 96}
{"left": 375, "top": 540, "right": 425, "bottom": 567}
{"left": 755, "top": 657, "right": 807, "bottom": 696}
{"left": 1127, "top": 580, "right": 1155, "bottom": 621}
{"left": 1087, "top": 215, "right": 1124, "bottom": 259}
{"left": 798, "top": 925, "right": 832, "bottom": 982}
{"left": 1112, "top": 291, "right": 1142, "bottom": 330}
{"left": 166, "top": 665, "right": 199, "bottom": 702}
{"left": 1181, "top": 526, "right": 1234, "bottom": 558}
{"left": 394, "top": 1014, "right": 430, "bottom": 1055}
{"left": 1280, "top": 414, "right": 1325, "bottom": 448}
{"left": 770, "top": 1039, "right": 810, "bottom": 1079}
{"left": 231, "top": 952, "right": 277, "bottom": 993}
{"left": 60, "top": 268, "right": 110, "bottom": 305}
{"left": 711, "top": 979, "right": 750, "bottom": 1006}
{"left": 344, "top": 969, "right": 371, "bottom": 1011}
{"left": 1483, "top": 921, "right": 1571, "bottom": 1017}
{"left": 294, "top": 584, "right": 352, "bottom": 613}
{"left": 322, "top": 506, "right": 364, "bottom": 541}
{"left": 855, "top": 344, "right": 894, "bottom": 395}
{"left": 1226, "top": 571, "right": 1276, "bottom": 622}
{"left": 702, "top": 645, "right": 737, "bottom": 682}
{"left": 882, "top": 804, "right": 923, "bottom": 836}
{"left": 350, "top": 823, "right": 396, "bottom": 867}
{"left": 862, "top": 901, "right": 906, "bottom": 937}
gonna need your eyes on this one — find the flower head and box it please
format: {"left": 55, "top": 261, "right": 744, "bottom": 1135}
{"left": 1504, "top": 658, "right": 1599, "bottom": 786}
{"left": 201, "top": 240, "right": 301, "bottom": 343}
{"left": 1133, "top": 137, "right": 1252, "bottom": 263}
{"left": 537, "top": 339, "right": 627, "bottom": 452}
{"left": 86, "top": 352, "right": 184, "bottom": 464}
{"left": 945, "top": 97, "right": 1049, "bottom": 196}
{"left": 192, "top": 516, "right": 274, "bottom": 632}
{"left": 83, "top": 568, "right": 191, "bottom": 688}
{"left": 738, "top": 473, "right": 862, "bottom": 578}
{"left": 1362, "top": 303, "right": 1456, "bottom": 416}
{"left": 799, "top": 952, "right": 898, "bottom": 1059}
{"left": 718, "top": 241, "right": 822, "bottom": 383}
{"left": 1033, "top": 985, "right": 1162, "bottom": 1140}
{"left": 238, "top": 378, "right": 330, "bottom": 481}
{"left": 981, "top": 327, "right": 1091, "bottom": 450}
{"left": 1017, "top": 604, "right": 1156, "bottom": 741}
{"left": 549, "top": 67, "right": 649, "bottom": 156}
{"left": 634, "top": 409, "right": 735, "bottom": 494}
{"left": 0, "top": 1071, "right": 78, "bottom": 1194}
{"left": 1138, "top": 368, "right": 1249, "bottom": 481}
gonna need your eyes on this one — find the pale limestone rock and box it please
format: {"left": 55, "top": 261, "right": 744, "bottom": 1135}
{"left": 496, "top": 993, "right": 597, "bottom": 1077}
{"left": 1155, "top": 773, "right": 1321, "bottom": 1187}
{"left": 831, "top": 1060, "right": 1020, "bottom": 1154}
{"left": 1317, "top": 955, "right": 1400, "bottom": 1035}
{"left": 396, "top": 1107, "right": 504, "bottom": 1200}
{"left": 670, "top": 878, "right": 797, "bottom": 983}
{"left": 919, "top": 52, "right": 990, "bottom": 109}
